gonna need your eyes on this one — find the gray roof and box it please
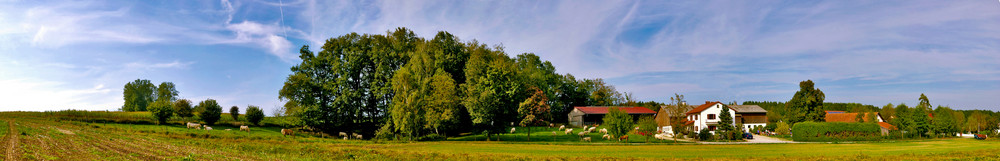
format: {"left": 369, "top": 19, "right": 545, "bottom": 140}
{"left": 729, "top": 105, "right": 767, "bottom": 113}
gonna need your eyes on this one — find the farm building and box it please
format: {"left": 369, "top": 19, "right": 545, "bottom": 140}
{"left": 568, "top": 106, "right": 656, "bottom": 127}
{"left": 654, "top": 104, "right": 696, "bottom": 134}
{"left": 684, "top": 101, "right": 769, "bottom": 134}
{"left": 824, "top": 111, "right": 897, "bottom": 135}
{"left": 730, "top": 105, "right": 768, "bottom": 132}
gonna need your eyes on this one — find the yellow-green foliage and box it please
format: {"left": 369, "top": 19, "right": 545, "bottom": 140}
{"left": 792, "top": 121, "right": 881, "bottom": 142}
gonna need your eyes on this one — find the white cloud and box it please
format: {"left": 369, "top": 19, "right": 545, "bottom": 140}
{"left": 0, "top": 79, "right": 117, "bottom": 111}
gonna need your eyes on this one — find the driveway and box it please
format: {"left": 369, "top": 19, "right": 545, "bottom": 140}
{"left": 698, "top": 134, "right": 795, "bottom": 144}
{"left": 746, "top": 134, "right": 794, "bottom": 143}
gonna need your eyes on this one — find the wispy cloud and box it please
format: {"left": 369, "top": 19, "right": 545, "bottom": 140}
{"left": 124, "top": 60, "right": 195, "bottom": 69}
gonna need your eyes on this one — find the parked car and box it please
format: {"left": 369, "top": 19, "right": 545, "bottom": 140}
{"left": 975, "top": 134, "right": 988, "bottom": 140}
{"left": 743, "top": 132, "right": 754, "bottom": 139}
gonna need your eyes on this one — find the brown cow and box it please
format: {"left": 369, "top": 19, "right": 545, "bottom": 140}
{"left": 281, "top": 129, "right": 295, "bottom": 137}
{"left": 618, "top": 135, "right": 629, "bottom": 142}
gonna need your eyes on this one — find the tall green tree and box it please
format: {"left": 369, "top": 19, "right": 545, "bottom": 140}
{"left": 893, "top": 103, "right": 914, "bottom": 138}
{"left": 156, "top": 82, "right": 178, "bottom": 102}
{"left": 952, "top": 111, "right": 966, "bottom": 134}
{"left": 932, "top": 106, "right": 957, "bottom": 137}
{"left": 230, "top": 106, "right": 240, "bottom": 121}
{"left": 245, "top": 105, "right": 265, "bottom": 126}
{"left": 718, "top": 105, "right": 735, "bottom": 139}
{"left": 912, "top": 96, "right": 932, "bottom": 137}
{"left": 173, "top": 99, "right": 194, "bottom": 119}
{"left": 197, "top": 99, "right": 222, "bottom": 125}
{"left": 148, "top": 100, "right": 174, "bottom": 125}
{"left": 784, "top": 80, "right": 825, "bottom": 123}
{"left": 279, "top": 28, "right": 418, "bottom": 135}
{"left": 387, "top": 45, "right": 461, "bottom": 139}
{"left": 918, "top": 93, "right": 932, "bottom": 112}
{"left": 123, "top": 79, "right": 157, "bottom": 111}
{"left": 587, "top": 79, "right": 622, "bottom": 106}
{"left": 603, "top": 107, "right": 633, "bottom": 142}
{"left": 880, "top": 103, "right": 896, "bottom": 123}
{"left": 552, "top": 74, "right": 590, "bottom": 123}
{"left": 518, "top": 86, "right": 551, "bottom": 141}
{"left": 461, "top": 43, "right": 525, "bottom": 140}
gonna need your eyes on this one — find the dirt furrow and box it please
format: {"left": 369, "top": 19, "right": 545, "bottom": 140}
{"left": 6, "top": 120, "right": 18, "bottom": 161}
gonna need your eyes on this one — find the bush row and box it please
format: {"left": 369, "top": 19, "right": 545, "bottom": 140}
{"left": 791, "top": 121, "right": 882, "bottom": 142}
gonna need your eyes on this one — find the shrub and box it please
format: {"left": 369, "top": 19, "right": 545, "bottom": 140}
{"left": 698, "top": 128, "right": 712, "bottom": 141}
{"left": 417, "top": 134, "right": 446, "bottom": 141}
{"left": 791, "top": 121, "right": 882, "bottom": 142}
{"left": 245, "top": 105, "right": 265, "bottom": 126}
{"left": 765, "top": 123, "right": 777, "bottom": 131}
{"left": 197, "top": 99, "right": 222, "bottom": 125}
{"left": 230, "top": 106, "right": 240, "bottom": 121}
{"left": 148, "top": 100, "right": 174, "bottom": 124}
{"left": 776, "top": 122, "right": 791, "bottom": 135}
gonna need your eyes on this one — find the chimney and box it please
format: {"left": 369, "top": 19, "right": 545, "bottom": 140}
{"left": 706, "top": 101, "right": 711, "bottom": 104}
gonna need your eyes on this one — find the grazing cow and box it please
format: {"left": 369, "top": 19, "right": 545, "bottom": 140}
{"left": 564, "top": 128, "right": 573, "bottom": 135}
{"left": 582, "top": 137, "right": 592, "bottom": 142}
{"left": 619, "top": 135, "right": 629, "bottom": 142}
{"left": 510, "top": 127, "right": 516, "bottom": 134}
{"left": 281, "top": 129, "right": 295, "bottom": 137}
{"left": 339, "top": 132, "right": 348, "bottom": 137}
{"left": 559, "top": 125, "right": 566, "bottom": 131}
{"left": 240, "top": 125, "right": 250, "bottom": 132}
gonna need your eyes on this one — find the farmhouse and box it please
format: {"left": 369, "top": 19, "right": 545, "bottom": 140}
{"left": 824, "top": 111, "right": 897, "bottom": 135}
{"left": 684, "top": 101, "right": 769, "bottom": 134}
{"left": 568, "top": 106, "right": 656, "bottom": 127}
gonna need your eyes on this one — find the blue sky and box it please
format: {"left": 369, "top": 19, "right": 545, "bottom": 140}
{"left": 0, "top": 0, "right": 998, "bottom": 114}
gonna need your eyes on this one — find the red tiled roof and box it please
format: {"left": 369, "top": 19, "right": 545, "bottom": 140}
{"left": 826, "top": 112, "right": 881, "bottom": 123}
{"left": 574, "top": 107, "right": 656, "bottom": 114}
{"left": 878, "top": 122, "right": 897, "bottom": 130}
{"left": 684, "top": 121, "right": 695, "bottom": 126}
{"left": 685, "top": 101, "right": 722, "bottom": 115}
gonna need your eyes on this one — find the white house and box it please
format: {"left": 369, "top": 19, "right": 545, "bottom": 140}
{"left": 684, "top": 101, "right": 734, "bottom": 134}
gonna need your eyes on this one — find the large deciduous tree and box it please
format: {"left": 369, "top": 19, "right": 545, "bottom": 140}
{"left": 518, "top": 86, "right": 551, "bottom": 141}
{"left": 123, "top": 79, "right": 157, "bottom": 111}
{"left": 279, "top": 28, "right": 418, "bottom": 135}
{"left": 784, "top": 80, "right": 825, "bottom": 123}
{"left": 461, "top": 43, "right": 525, "bottom": 140}
{"left": 156, "top": 82, "right": 178, "bottom": 102}
{"left": 387, "top": 43, "right": 461, "bottom": 140}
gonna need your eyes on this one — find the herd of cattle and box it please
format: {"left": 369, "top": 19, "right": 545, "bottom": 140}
{"left": 184, "top": 122, "right": 364, "bottom": 140}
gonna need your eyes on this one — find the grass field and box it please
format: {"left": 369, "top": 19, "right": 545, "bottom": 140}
{"left": 1, "top": 111, "right": 998, "bottom": 160}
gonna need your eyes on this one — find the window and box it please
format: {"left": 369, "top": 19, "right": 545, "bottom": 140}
{"left": 708, "top": 126, "right": 717, "bottom": 131}
{"left": 708, "top": 114, "right": 716, "bottom": 120}
{"left": 695, "top": 126, "right": 699, "bottom": 131}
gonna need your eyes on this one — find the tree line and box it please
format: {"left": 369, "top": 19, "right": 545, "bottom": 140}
{"left": 122, "top": 79, "right": 265, "bottom": 126}
{"left": 278, "top": 28, "right": 655, "bottom": 140}
{"left": 743, "top": 80, "right": 1000, "bottom": 138}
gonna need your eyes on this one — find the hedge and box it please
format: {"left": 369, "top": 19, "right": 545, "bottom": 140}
{"left": 791, "top": 121, "right": 882, "bottom": 142}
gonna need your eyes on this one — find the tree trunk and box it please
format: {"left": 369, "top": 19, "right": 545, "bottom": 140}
{"left": 527, "top": 126, "right": 531, "bottom": 141}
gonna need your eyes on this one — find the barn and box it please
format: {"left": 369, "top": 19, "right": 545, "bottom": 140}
{"left": 567, "top": 106, "right": 656, "bottom": 127}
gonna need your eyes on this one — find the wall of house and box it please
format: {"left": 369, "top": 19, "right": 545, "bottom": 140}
{"left": 687, "top": 103, "right": 735, "bottom": 134}
{"left": 568, "top": 109, "right": 584, "bottom": 127}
